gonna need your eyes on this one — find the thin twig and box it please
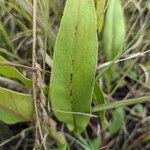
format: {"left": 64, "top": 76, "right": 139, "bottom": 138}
{"left": 32, "top": 0, "right": 46, "bottom": 149}
{"left": 97, "top": 49, "right": 150, "bottom": 69}
{"left": 0, "top": 62, "right": 51, "bottom": 74}
{"left": 0, "top": 62, "right": 35, "bottom": 71}
{"left": 92, "top": 95, "right": 150, "bottom": 112}
{"left": 0, "top": 127, "right": 34, "bottom": 147}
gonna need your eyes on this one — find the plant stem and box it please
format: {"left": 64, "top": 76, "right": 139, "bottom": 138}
{"left": 32, "top": 0, "right": 46, "bottom": 149}
{"left": 92, "top": 96, "right": 150, "bottom": 112}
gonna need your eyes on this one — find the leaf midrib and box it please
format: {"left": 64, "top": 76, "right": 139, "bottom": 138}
{"left": 69, "top": 0, "right": 81, "bottom": 132}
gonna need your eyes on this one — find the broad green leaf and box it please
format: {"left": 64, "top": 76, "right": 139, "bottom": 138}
{"left": 108, "top": 107, "right": 125, "bottom": 136}
{"left": 0, "top": 87, "right": 33, "bottom": 124}
{"left": 96, "top": 0, "right": 106, "bottom": 33}
{"left": 93, "top": 82, "right": 108, "bottom": 128}
{"left": 103, "top": 0, "right": 125, "bottom": 90}
{"left": 0, "top": 55, "right": 32, "bottom": 88}
{"left": 50, "top": 0, "right": 98, "bottom": 134}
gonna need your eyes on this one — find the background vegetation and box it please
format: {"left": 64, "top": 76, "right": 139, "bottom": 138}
{"left": 0, "top": 0, "right": 149, "bottom": 149}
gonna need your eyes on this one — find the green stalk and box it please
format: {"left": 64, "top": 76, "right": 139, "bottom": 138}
{"left": 92, "top": 96, "right": 150, "bottom": 112}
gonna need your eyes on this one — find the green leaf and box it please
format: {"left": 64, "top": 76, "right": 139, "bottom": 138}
{"left": 96, "top": 0, "right": 106, "bottom": 33}
{"left": 0, "top": 55, "right": 32, "bottom": 88}
{"left": 103, "top": 0, "right": 125, "bottom": 61}
{"left": 103, "top": 0, "right": 125, "bottom": 89}
{"left": 127, "top": 70, "right": 138, "bottom": 80}
{"left": 108, "top": 107, "right": 125, "bottom": 136}
{"left": 0, "top": 87, "right": 33, "bottom": 124}
{"left": 50, "top": 0, "right": 98, "bottom": 134}
{"left": 132, "top": 104, "right": 145, "bottom": 118}
{"left": 93, "top": 82, "right": 108, "bottom": 128}
{"left": 90, "top": 135, "right": 101, "bottom": 150}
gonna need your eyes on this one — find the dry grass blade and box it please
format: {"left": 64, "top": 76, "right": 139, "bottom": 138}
{"left": 32, "top": 0, "right": 47, "bottom": 149}
{"left": 97, "top": 49, "right": 150, "bottom": 69}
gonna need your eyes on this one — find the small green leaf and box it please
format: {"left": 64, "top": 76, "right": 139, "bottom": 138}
{"left": 132, "top": 104, "right": 145, "bottom": 118}
{"left": 127, "top": 70, "right": 138, "bottom": 80}
{"left": 96, "top": 0, "right": 106, "bottom": 33}
{"left": 103, "top": 0, "right": 125, "bottom": 60}
{"left": 90, "top": 135, "right": 101, "bottom": 150}
{"left": 0, "top": 87, "right": 34, "bottom": 124}
{"left": 93, "top": 82, "right": 108, "bottom": 128}
{"left": 103, "top": 0, "right": 125, "bottom": 89}
{"left": 108, "top": 107, "right": 125, "bottom": 136}
{"left": 0, "top": 55, "right": 32, "bottom": 88}
{"left": 50, "top": 0, "right": 98, "bottom": 134}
